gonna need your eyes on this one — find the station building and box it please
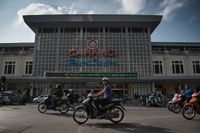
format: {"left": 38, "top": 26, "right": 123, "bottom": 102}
{"left": 0, "top": 14, "right": 200, "bottom": 100}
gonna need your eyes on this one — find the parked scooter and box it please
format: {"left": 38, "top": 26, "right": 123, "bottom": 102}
{"left": 167, "top": 93, "right": 178, "bottom": 112}
{"left": 182, "top": 92, "right": 200, "bottom": 120}
{"left": 38, "top": 95, "right": 69, "bottom": 115}
{"left": 145, "top": 94, "right": 163, "bottom": 107}
{"left": 73, "top": 91, "right": 125, "bottom": 124}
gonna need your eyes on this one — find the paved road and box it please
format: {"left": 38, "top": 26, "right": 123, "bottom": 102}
{"left": 0, "top": 104, "right": 199, "bottom": 133}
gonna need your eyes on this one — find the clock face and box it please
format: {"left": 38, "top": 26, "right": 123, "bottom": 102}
{"left": 88, "top": 40, "right": 98, "bottom": 49}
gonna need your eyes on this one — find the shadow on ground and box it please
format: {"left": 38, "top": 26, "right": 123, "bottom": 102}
{"left": 0, "top": 125, "right": 32, "bottom": 133}
{"left": 1, "top": 104, "right": 26, "bottom": 109}
{"left": 85, "top": 122, "right": 173, "bottom": 133}
{"left": 45, "top": 112, "right": 73, "bottom": 117}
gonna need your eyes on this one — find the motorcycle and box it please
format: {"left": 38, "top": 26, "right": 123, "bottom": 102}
{"left": 38, "top": 95, "right": 69, "bottom": 115}
{"left": 172, "top": 94, "right": 192, "bottom": 113}
{"left": 172, "top": 94, "right": 185, "bottom": 113}
{"left": 182, "top": 92, "right": 200, "bottom": 120}
{"left": 167, "top": 93, "right": 178, "bottom": 112}
{"left": 145, "top": 95, "right": 162, "bottom": 107}
{"left": 73, "top": 91, "right": 125, "bottom": 124}
{"left": 67, "top": 93, "right": 80, "bottom": 111}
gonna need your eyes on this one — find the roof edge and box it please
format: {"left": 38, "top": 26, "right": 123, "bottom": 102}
{"left": 23, "top": 14, "right": 162, "bottom": 33}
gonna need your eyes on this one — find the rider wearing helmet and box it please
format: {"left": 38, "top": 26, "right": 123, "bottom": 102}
{"left": 67, "top": 89, "right": 74, "bottom": 105}
{"left": 50, "top": 84, "right": 63, "bottom": 109}
{"left": 93, "top": 77, "right": 112, "bottom": 115}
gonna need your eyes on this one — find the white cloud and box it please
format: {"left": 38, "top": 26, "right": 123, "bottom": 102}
{"left": 17, "top": 3, "right": 66, "bottom": 24}
{"left": 117, "top": 0, "right": 146, "bottom": 14}
{"left": 68, "top": 3, "right": 78, "bottom": 14}
{"left": 87, "top": 10, "right": 95, "bottom": 14}
{"left": 0, "top": 3, "right": 80, "bottom": 43}
{"left": 158, "top": 0, "right": 187, "bottom": 21}
{"left": 0, "top": 22, "right": 34, "bottom": 43}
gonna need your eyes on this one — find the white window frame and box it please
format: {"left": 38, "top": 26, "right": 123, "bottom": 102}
{"left": 4, "top": 61, "right": 15, "bottom": 75}
{"left": 172, "top": 60, "right": 184, "bottom": 74}
{"left": 153, "top": 61, "right": 163, "bottom": 74}
{"left": 25, "top": 61, "right": 33, "bottom": 75}
{"left": 193, "top": 61, "right": 200, "bottom": 74}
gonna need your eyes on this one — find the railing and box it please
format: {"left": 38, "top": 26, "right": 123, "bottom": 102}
{"left": 0, "top": 51, "right": 33, "bottom": 55}
{"left": 152, "top": 50, "right": 200, "bottom": 55}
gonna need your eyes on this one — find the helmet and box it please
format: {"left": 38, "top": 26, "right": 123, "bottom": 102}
{"left": 68, "top": 89, "right": 73, "bottom": 93}
{"left": 102, "top": 77, "right": 109, "bottom": 81}
{"left": 56, "top": 84, "right": 61, "bottom": 89}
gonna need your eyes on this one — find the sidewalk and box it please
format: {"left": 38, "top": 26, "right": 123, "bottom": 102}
{"left": 123, "top": 100, "right": 143, "bottom": 107}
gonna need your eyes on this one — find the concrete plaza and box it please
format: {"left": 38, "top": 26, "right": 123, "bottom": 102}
{"left": 0, "top": 104, "right": 199, "bottom": 133}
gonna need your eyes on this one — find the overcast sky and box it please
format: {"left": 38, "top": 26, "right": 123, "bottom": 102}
{"left": 0, "top": 0, "right": 199, "bottom": 43}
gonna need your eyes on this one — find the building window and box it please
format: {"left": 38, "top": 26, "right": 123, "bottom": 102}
{"left": 153, "top": 61, "right": 163, "bottom": 74}
{"left": 172, "top": 61, "right": 184, "bottom": 74}
{"left": 4, "top": 61, "right": 15, "bottom": 75}
{"left": 193, "top": 61, "right": 200, "bottom": 74}
{"left": 25, "top": 61, "right": 32, "bottom": 75}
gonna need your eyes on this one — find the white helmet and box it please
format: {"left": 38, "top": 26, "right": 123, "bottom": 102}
{"left": 102, "top": 77, "right": 109, "bottom": 81}
{"left": 56, "top": 84, "right": 61, "bottom": 89}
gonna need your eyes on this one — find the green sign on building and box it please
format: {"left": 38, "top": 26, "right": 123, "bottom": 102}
{"left": 45, "top": 72, "right": 138, "bottom": 77}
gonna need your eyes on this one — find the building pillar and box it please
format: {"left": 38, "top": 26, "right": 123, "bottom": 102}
{"left": 152, "top": 83, "right": 155, "bottom": 92}
{"left": 78, "top": 83, "right": 83, "bottom": 96}
{"left": 127, "top": 83, "right": 133, "bottom": 101}
{"left": 79, "top": 82, "right": 86, "bottom": 101}
{"left": 55, "top": 28, "right": 60, "bottom": 71}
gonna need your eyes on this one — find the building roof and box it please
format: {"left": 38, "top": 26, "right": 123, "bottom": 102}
{"left": 0, "top": 43, "right": 34, "bottom": 48}
{"left": 152, "top": 42, "right": 200, "bottom": 47}
{"left": 23, "top": 14, "right": 162, "bottom": 34}
{"left": 1, "top": 42, "right": 200, "bottom": 48}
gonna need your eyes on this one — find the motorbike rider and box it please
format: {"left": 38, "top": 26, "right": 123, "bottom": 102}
{"left": 93, "top": 77, "right": 112, "bottom": 115}
{"left": 178, "top": 84, "right": 184, "bottom": 95}
{"left": 50, "top": 84, "right": 63, "bottom": 109}
{"left": 67, "top": 89, "right": 74, "bottom": 105}
{"left": 183, "top": 84, "right": 193, "bottom": 101}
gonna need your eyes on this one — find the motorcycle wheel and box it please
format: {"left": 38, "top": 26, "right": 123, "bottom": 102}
{"left": 59, "top": 103, "right": 69, "bottom": 115}
{"left": 182, "top": 105, "right": 196, "bottom": 120}
{"left": 173, "top": 103, "right": 181, "bottom": 113}
{"left": 73, "top": 107, "right": 89, "bottom": 124}
{"left": 109, "top": 106, "right": 124, "bottom": 123}
{"left": 167, "top": 103, "right": 174, "bottom": 112}
{"left": 145, "top": 102, "right": 150, "bottom": 107}
{"left": 38, "top": 103, "right": 47, "bottom": 113}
